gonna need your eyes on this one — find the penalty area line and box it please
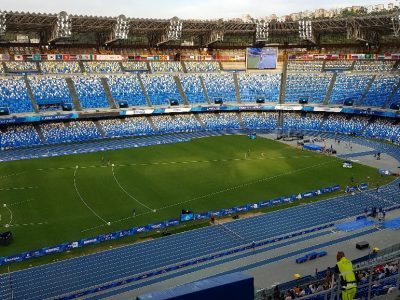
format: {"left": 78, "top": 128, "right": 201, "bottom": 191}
{"left": 74, "top": 166, "right": 110, "bottom": 226}
{"left": 2, "top": 204, "right": 13, "bottom": 227}
{"left": 111, "top": 165, "right": 154, "bottom": 212}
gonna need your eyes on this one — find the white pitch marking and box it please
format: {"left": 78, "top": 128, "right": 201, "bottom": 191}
{"left": 111, "top": 166, "right": 153, "bottom": 211}
{"left": 73, "top": 166, "right": 109, "bottom": 225}
{"left": 2, "top": 204, "right": 12, "bottom": 227}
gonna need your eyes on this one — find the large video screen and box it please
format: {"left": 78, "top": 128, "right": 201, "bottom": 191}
{"left": 246, "top": 47, "right": 277, "bottom": 69}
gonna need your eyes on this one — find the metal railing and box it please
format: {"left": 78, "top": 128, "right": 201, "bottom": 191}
{"left": 255, "top": 255, "right": 400, "bottom": 300}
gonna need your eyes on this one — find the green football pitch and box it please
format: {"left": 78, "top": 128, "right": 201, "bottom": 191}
{"left": 0, "top": 135, "right": 391, "bottom": 260}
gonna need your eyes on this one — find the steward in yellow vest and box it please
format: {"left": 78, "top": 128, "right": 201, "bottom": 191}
{"left": 335, "top": 251, "right": 357, "bottom": 300}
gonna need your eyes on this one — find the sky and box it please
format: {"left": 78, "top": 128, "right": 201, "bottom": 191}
{"left": 0, "top": 0, "right": 396, "bottom": 19}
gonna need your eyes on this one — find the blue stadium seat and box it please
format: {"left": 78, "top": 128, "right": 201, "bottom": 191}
{"left": 106, "top": 75, "right": 148, "bottom": 107}
{"left": 179, "top": 74, "right": 207, "bottom": 104}
{"left": 285, "top": 74, "right": 331, "bottom": 104}
{"left": 72, "top": 75, "right": 110, "bottom": 109}
{"left": 0, "top": 77, "right": 34, "bottom": 113}
{"left": 238, "top": 73, "right": 281, "bottom": 103}
{"left": 141, "top": 74, "right": 183, "bottom": 106}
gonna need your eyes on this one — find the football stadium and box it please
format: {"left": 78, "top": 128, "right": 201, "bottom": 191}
{"left": 0, "top": 1, "right": 399, "bottom": 299}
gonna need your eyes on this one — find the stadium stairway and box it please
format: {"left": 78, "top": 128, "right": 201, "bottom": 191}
{"left": 357, "top": 75, "right": 376, "bottom": 106}
{"left": 199, "top": 76, "right": 211, "bottom": 104}
{"left": 384, "top": 79, "right": 400, "bottom": 108}
{"left": 93, "top": 120, "right": 106, "bottom": 137}
{"left": 35, "top": 61, "right": 42, "bottom": 74}
{"left": 146, "top": 116, "right": 159, "bottom": 132}
{"left": 392, "top": 60, "right": 400, "bottom": 71}
{"left": 180, "top": 61, "right": 188, "bottom": 73}
{"left": 237, "top": 112, "right": 245, "bottom": 129}
{"left": 361, "top": 116, "right": 376, "bottom": 135}
{"left": 33, "top": 123, "right": 46, "bottom": 143}
{"left": 118, "top": 61, "right": 125, "bottom": 72}
{"left": 233, "top": 73, "right": 242, "bottom": 103}
{"left": 65, "top": 77, "right": 83, "bottom": 111}
{"left": 22, "top": 76, "right": 39, "bottom": 113}
{"left": 137, "top": 73, "right": 153, "bottom": 107}
{"left": 78, "top": 61, "right": 86, "bottom": 73}
{"left": 145, "top": 62, "right": 152, "bottom": 74}
{"left": 194, "top": 114, "right": 206, "bottom": 129}
{"left": 279, "top": 61, "right": 288, "bottom": 104}
{"left": 323, "top": 73, "right": 337, "bottom": 105}
{"left": 173, "top": 76, "right": 190, "bottom": 105}
{"left": 100, "top": 77, "right": 118, "bottom": 109}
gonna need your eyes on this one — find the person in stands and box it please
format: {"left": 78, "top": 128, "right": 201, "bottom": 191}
{"left": 335, "top": 251, "right": 357, "bottom": 300}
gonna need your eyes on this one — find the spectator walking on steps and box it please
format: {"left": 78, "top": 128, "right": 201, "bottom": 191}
{"left": 335, "top": 251, "right": 357, "bottom": 300}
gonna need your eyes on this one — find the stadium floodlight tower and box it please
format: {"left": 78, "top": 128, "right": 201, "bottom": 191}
{"left": 157, "top": 17, "right": 183, "bottom": 46}
{"left": 346, "top": 19, "right": 380, "bottom": 45}
{"left": 392, "top": 14, "right": 400, "bottom": 37}
{"left": 106, "top": 14, "right": 130, "bottom": 44}
{"left": 255, "top": 19, "right": 269, "bottom": 43}
{"left": 0, "top": 11, "right": 6, "bottom": 36}
{"left": 298, "top": 20, "right": 318, "bottom": 44}
{"left": 48, "top": 11, "right": 72, "bottom": 43}
{"left": 203, "top": 19, "right": 224, "bottom": 47}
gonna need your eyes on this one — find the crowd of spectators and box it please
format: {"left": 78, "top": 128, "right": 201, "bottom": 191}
{"left": 238, "top": 74, "right": 281, "bottom": 103}
{"left": 329, "top": 74, "right": 373, "bottom": 105}
{"left": 99, "top": 117, "right": 155, "bottom": 137}
{"left": 150, "top": 62, "right": 183, "bottom": 73}
{"left": 184, "top": 62, "right": 220, "bottom": 73}
{"left": 287, "top": 61, "right": 323, "bottom": 72}
{"left": 152, "top": 114, "right": 203, "bottom": 133}
{"left": 106, "top": 75, "right": 148, "bottom": 107}
{"left": 178, "top": 74, "right": 207, "bottom": 104}
{"left": 0, "top": 125, "right": 41, "bottom": 149}
{"left": 353, "top": 60, "right": 395, "bottom": 72}
{"left": 241, "top": 112, "right": 278, "bottom": 130}
{"left": 40, "top": 62, "right": 81, "bottom": 74}
{"left": 141, "top": 74, "right": 182, "bottom": 106}
{"left": 201, "top": 74, "right": 237, "bottom": 102}
{"left": 199, "top": 112, "right": 240, "bottom": 130}
{"left": 261, "top": 259, "right": 399, "bottom": 300}
{"left": 285, "top": 73, "right": 332, "bottom": 104}
{"left": 355, "top": 261, "right": 399, "bottom": 298}
{"left": 71, "top": 75, "right": 110, "bottom": 109}
{"left": 0, "top": 77, "right": 34, "bottom": 113}
{"left": 28, "top": 76, "right": 71, "bottom": 106}
{"left": 40, "top": 121, "right": 101, "bottom": 144}
{"left": 362, "top": 75, "right": 399, "bottom": 107}
{"left": 83, "top": 61, "right": 122, "bottom": 74}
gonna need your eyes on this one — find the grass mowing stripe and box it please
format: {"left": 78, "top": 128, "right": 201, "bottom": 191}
{"left": 156, "top": 160, "right": 334, "bottom": 211}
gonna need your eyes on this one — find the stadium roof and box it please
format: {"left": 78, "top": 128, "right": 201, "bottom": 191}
{"left": 0, "top": 10, "right": 399, "bottom": 46}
